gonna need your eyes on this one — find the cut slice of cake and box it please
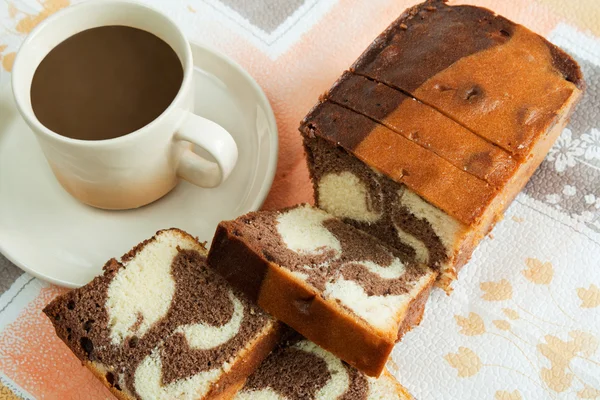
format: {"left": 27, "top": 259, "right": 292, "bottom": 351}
{"left": 207, "top": 205, "right": 437, "bottom": 377}
{"left": 43, "top": 228, "right": 282, "bottom": 400}
{"left": 235, "top": 336, "right": 413, "bottom": 400}
{"left": 300, "top": 0, "right": 583, "bottom": 290}
{"left": 351, "top": 0, "right": 583, "bottom": 159}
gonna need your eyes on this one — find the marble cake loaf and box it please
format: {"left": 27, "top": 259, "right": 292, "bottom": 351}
{"left": 43, "top": 229, "right": 282, "bottom": 400}
{"left": 235, "top": 336, "right": 413, "bottom": 399}
{"left": 301, "top": 0, "right": 583, "bottom": 290}
{"left": 208, "top": 205, "right": 437, "bottom": 377}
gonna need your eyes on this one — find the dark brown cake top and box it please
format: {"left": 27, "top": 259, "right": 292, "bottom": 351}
{"left": 352, "top": 0, "right": 582, "bottom": 90}
{"left": 349, "top": 0, "right": 582, "bottom": 159}
{"left": 326, "top": 71, "right": 518, "bottom": 187}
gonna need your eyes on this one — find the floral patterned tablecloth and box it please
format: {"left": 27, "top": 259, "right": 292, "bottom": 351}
{"left": 0, "top": 0, "right": 599, "bottom": 399}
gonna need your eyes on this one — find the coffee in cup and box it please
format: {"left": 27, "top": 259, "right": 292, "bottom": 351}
{"left": 31, "top": 25, "right": 183, "bottom": 141}
{"left": 12, "top": 0, "right": 238, "bottom": 210}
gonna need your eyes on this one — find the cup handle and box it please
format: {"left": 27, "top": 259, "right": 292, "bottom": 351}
{"left": 174, "top": 111, "right": 238, "bottom": 188}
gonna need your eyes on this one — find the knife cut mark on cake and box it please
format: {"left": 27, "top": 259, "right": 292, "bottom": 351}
{"left": 327, "top": 72, "right": 517, "bottom": 186}
{"left": 352, "top": 0, "right": 582, "bottom": 157}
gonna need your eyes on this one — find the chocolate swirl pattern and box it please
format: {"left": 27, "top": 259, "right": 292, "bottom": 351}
{"left": 132, "top": 291, "right": 247, "bottom": 399}
{"left": 275, "top": 206, "right": 430, "bottom": 333}
{"left": 105, "top": 233, "right": 192, "bottom": 345}
{"left": 209, "top": 205, "right": 436, "bottom": 376}
{"left": 43, "top": 229, "right": 280, "bottom": 400}
{"left": 236, "top": 339, "right": 411, "bottom": 400}
{"left": 307, "top": 138, "right": 452, "bottom": 272}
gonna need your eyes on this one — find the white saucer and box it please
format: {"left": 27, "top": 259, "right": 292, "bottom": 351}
{"left": 0, "top": 42, "right": 278, "bottom": 288}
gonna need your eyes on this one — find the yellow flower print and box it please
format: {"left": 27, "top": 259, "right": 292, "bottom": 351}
{"left": 577, "top": 284, "right": 600, "bottom": 308}
{"left": 2, "top": 52, "right": 16, "bottom": 72}
{"left": 495, "top": 390, "right": 522, "bottom": 400}
{"left": 480, "top": 279, "right": 513, "bottom": 301}
{"left": 14, "top": 0, "right": 70, "bottom": 34}
{"left": 493, "top": 320, "right": 511, "bottom": 331}
{"left": 444, "top": 347, "right": 481, "bottom": 378}
{"left": 522, "top": 258, "right": 553, "bottom": 285}
{"left": 502, "top": 308, "right": 519, "bottom": 320}
{"left": 8, "top": 2, "right": 18, "bottom": 18}
{"left": 541, "top": 365, "right": 573, "bottom": 393}
{"left": 578, "top": 385, "right": 600, "bottom": 398}
{"left": 569, "top": 331, "right": 598, "bottom": 357}
{"left": 454, "top": 312, "right": 485, "bottom": 336}
{"left": 538, "top": 331, "right": 599, "bottom": 393}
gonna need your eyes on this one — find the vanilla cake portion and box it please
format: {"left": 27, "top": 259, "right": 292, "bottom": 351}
{"left": 43, "top": 229, "right": 282, "bottom": 400}
{"left": 236, "top": 337, "right": 413, "bottom": 400}
{"left": 208, "top": 205, "right": 437, "bottom": 377}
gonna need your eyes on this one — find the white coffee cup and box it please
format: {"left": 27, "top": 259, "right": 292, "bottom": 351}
{"left": 11, "top": 0, "right": 238, "bottom": 210}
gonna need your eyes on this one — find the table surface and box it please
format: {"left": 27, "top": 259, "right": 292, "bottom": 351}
{"left": 0, "top": 1, "right": 599, "bottom": 399}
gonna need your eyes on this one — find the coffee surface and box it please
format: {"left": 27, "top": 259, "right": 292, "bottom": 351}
{"left": 31, "top": 26, "right": 183, "bottom": 141}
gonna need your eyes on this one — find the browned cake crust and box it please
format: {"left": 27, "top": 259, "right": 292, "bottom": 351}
{"left": 327, "top": 72, "right": 518, "bottom": 187}
{"left": 301, "top": 100, "right": 497, "bottom": 226}
{"left": 208, "top": 208, "right": 436, "bottom": 377}
{"left": 351, "top": 0, "right": 582, "bottom": 159}
{"left": 43, "top": 228, "right": 282, "bottom": 400}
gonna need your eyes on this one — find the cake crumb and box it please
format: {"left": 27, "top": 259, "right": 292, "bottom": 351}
{"left": 399, "top": 23, "right": 408, "bottom": 30}
{"left": 512, "top": 216, "right": 524, "bottom": 223}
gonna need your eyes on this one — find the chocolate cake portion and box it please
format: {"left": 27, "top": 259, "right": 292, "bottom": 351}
{"left": 236, "top": 336, "right": 413, "bottom": 399}
{"left": 351, "top": 0, "right": 583, "bottom": 158}
{"left": 44, "top": 229, "right": 282, "bottom": 400}
{"left": 351, "top": 0, "right": 516, "bottom": 92}
{"left": 208, "top": 205, "right": 436, "bottom": 376}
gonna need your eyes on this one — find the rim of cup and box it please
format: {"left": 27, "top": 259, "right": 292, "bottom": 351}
{"left": 11, "top": 0, "right": 194, "bottom": 148}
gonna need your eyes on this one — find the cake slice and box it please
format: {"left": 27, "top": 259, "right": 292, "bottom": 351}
{"left": 208, "top": 205, "right": 437, "bottom": 377}
{"left": 301, "top": 0, "right": 583, "bottom": 290}
{"left": 235, "top": 336, "right": 413, "bottom": 399}
{"left": 352, "top": 0, "right": 583, "bottom": 159}
{"left": 43, "top": 229, "right": 282, "bottom": 400}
